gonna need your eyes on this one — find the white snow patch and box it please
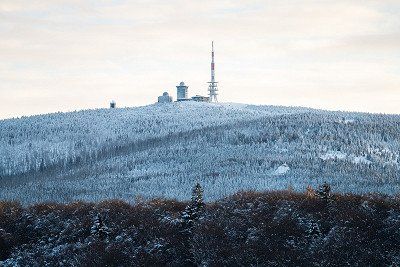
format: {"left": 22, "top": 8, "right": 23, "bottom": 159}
{"left": 352, "top": 156, "right": 372, "bottom": 165}
{"left": 321, "top": 152, "right": 372, "bottom": 165}
{"left": 320, "top": 151, "right": 347, "bottom": 161}
{"left": 274, "top": 163, "right": 290, "bottom": 175}
{"left": 344, "top": 119, "right": 355, "bottom": 124}
{"left": 337, "top": 118, "right": 355, "bottom": 124}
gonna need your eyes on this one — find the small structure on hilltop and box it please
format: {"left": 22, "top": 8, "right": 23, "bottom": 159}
{"left": 110, "top": 100, "right": 116, "bottom": 108}
{"left": 156, "top": 42, "right": 219, "bottom": 104}
{"left": 160, "top": 81, "right": 209, "bottom": 103}
{"left": 191, "top": 95, "right": 210, "bottom": 102}
{"left": 208, "top": 41, "right": 218, "bottom": 102}
{"left": 176, "top": 82, "right": 189, "bottom": 101}
{"left": 158, "top": 92, "right": 173, "bottom": 103}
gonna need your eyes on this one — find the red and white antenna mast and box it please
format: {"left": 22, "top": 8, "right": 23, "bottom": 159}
{"left": 208, "top": 41, "right": 218, "bottom": 102}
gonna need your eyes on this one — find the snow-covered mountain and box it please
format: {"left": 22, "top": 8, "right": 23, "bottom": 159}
{"left": 0, "top": 102, "right": 399, "bottom": 204}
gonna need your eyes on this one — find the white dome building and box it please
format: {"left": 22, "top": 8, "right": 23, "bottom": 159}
{"left": 157, "top": 92, "right": 173, "bottom": 103}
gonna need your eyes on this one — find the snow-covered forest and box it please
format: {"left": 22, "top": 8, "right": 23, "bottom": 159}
{"left": 1, "top": 191, "right": 399, "bottom": 266}
{"left": 0, "top": 102, "right": 399, "bottom": 204}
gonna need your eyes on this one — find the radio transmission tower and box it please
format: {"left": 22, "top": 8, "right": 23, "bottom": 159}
{"left": 208, "top": 41, "right": 218, "bottom": 102}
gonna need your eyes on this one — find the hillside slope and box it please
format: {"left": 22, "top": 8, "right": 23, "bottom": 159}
{"left": 0, "top": 102, "right": 399, "bottom": 204}
{"left": 1, "top": 192, "right": 399, "bottom": 266}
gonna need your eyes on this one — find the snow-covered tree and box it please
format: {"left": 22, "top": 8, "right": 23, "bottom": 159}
{"left": 181, "top": 183, "right": 204, "bottom": 231}
{"left": 307, "top": 221, "right": 321, "bottom": 238}
{"left": 317, "top": 182, "right": 332, "bottom": 201}
{"left": 90, "top": 213, "right": 110, "bottom": 241}
{"left": 1, "top": 102, "right": 400, "bottom": 204}
{"left": 191, "top": 183, "right": 204, "bottom": 215}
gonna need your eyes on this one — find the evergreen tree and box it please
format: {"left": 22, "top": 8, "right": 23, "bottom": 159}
{"left": 307, "top": 222, "right": 321, "bottom": 238}
{"left": 181, "top": 183, "right": 204, "bottom": 231}
{"left": 317, "top": 182, "right": 332, "bottom": 201}
{"left": 90, "top": 213, "right": 110, "bottom": 241}
{"left": 191, "top": 182, "right": 204, "bottom": 217}
{"left": 180, "top": 183, "right": 205, "bottom": 266}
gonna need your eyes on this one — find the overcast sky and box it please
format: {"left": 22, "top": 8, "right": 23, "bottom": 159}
{"left": 1, "top": 0, "right": 399, "bottom": 119}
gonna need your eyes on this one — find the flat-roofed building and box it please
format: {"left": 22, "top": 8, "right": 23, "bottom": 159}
{"left": 191, "top": 95, "right": 210, "bottom": 102}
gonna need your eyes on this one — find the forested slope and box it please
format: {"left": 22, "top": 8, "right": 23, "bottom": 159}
{"left": 1, "top": 191, "right": 399, "bottom": 266}
{"left": 0, "top": 102, "right": 399, "bottom": 204}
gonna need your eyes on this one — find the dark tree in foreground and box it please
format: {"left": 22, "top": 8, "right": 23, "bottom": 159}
{"left": 317, "top": 182, "right": 332, "bottom": 201}
{"left": 191, "top": 183, "right": 204, "bottom": 214}
{"left": 90, "top": 213, "right": 110, "bottom": 241}
{"left": 0, "top": 229, "right": 10, "bottom": 261}
{"left": 180, "top": 183, "right": 205, "bottom": 266}
{"left": 182, "top": 183, "right": 204, "bottom": 230}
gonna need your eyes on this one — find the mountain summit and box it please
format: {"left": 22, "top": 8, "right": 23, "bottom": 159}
{"left": 0, "top": 102, "right": 399, "bottom": 204}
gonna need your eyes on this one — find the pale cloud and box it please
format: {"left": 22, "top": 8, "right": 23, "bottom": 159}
{"left": 0, "top": 0, "right": 400, "bottom": 119}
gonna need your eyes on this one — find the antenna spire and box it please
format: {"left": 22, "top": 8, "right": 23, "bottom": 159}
{"left": 208, "top": 41, "right": 218, "bottom": 102}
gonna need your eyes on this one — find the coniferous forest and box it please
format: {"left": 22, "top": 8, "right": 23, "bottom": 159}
{"left": 1, "top": 185, "right": 400, "bottom": 266}
{"left": 2, "top": 0, "right": 400, "bottom": 265}
{"left": 1, "top": 102, "right": 400, "bottom": 204}
{"left": 1, "top": 103, "right": 400, "bottom": 265}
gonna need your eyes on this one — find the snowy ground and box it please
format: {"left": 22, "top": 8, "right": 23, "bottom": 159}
{"left": 0, "top": 102, "right": 399, "bottom": 204}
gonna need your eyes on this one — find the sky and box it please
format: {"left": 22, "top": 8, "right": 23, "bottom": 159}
{"left": 1, "top": 0, "right": 399, "bottom": 119}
